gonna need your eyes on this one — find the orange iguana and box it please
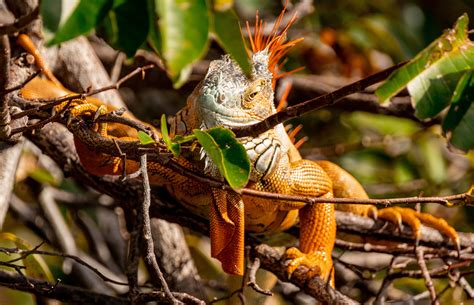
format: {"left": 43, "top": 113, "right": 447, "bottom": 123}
{"left": 17, "top": 10, "right": 459, "bottom": 285}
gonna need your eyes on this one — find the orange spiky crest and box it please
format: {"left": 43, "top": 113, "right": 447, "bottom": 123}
{"left": 245, "top": 5, "right": 304, "bottom": 88}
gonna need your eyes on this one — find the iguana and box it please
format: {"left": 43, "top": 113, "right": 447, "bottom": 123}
{"left": 17, "top": 9, "right": 459, "bottom": 285}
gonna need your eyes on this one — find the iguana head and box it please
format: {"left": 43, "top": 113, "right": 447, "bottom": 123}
{"left": 197, "top": 51, "right": 275, "bottom": 129}
{"left": 171, "top": 8, "right": 302, "bottom": 138}
{"left": 195, "top": 9, "right": 302, "bottom": 130}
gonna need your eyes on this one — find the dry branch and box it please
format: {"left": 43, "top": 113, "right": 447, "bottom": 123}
{"left": 0, "top": 269, "right": 129, "bottom": 305}
{"left": 254, "top": 244, "right": 358, "bottom": 305}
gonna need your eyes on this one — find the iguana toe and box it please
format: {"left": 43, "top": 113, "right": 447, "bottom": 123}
{"left": 376, "top": 206, "right": 459, "bottom": 251}
{"left": 283, "top": 247, "right": 333, "bottom": 285}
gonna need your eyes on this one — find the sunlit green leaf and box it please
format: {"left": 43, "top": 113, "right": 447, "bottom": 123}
{"left": 29, "top": 168, "right": 58, "bottom": 186}
{"left": 49, "top": 0, "right": 113, "bottom": 45}
{"left": 376, "top": 14, "right": 473, "bottom": 109}
{"left": 194, "top": 127, "right": 250, "bottom": 189}
{"left": 0, "top": 233, "right": 54, "bottom": 282}
{"left": 172, "top": 134, "right": 196, "bottom": 144}
{"left": 153, "top": 0, "right": 209, "bottom": 86}
{"left": 376, "top": 14, "right": 474, "bottom": 150}
{"left": 160, "top": 114, "right": 181, "bottom": 156}
{"left": 212, "top": 9, "right": 251, "bottom": 76}
{"left": 137, "top": 131, "right": 155, "bottom": 145}
{"left": 213, "top": 0, "right": 234, "bottom": 11}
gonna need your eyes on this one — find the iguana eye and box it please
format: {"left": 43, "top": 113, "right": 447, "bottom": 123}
{"left": 248, "top": 88, "right": 260, "bottom": 100}
{"left": 243, "top": 79, "right": 266, "bottom": 108}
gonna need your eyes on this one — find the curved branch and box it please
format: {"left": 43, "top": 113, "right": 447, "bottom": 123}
{"left": 232, "top": 61, "right": 406, "bottom": 138}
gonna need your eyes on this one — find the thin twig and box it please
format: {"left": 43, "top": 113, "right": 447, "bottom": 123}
{"left": 335, "top": 239, "right": 473, "bottom": 260}
{"left": 0, "top": 269, "right": 129, "bottom": 305}
{"left": 373, "top": 256, "right": 396, "bottom": 305}
{"left": 125, "top": 206, "right": 141, "bottom": 302}
{"left": 0, "top": 246, "right": 129, "bottom": 286}
{"left": 10, "top": 100, "right": 72, "bottom": 135}
{"left": 12, "top": 64, "right": 155, "bottom": 120}
{"left": 247, "top": 257, "right": 273, "bottom": 296}
{"left": 0, "top": 5, "right": 39, "bottom": 35}
{"left": 140, "top": 154, "right": 181, "bottom": 304}
{"left": 0, "top": 70, "right": 41, "bottom": 96}
{"left": 415, "top": 249, "right": 439, "bottom": 305}
{"left": 110, "top": 52, "right": 126, "bottom": 83}
{"left": 138, "top": 291, "right": 205, "bottom": 305}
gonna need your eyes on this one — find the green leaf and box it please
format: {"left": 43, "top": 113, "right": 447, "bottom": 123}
{"left": 147, "top": 0, "right": 163, "bottom": 56}
{"left": 153, "top": 0, "right": 209, "bottom": 86}
{"left": 194, "top": 127, "right": 250, "bottom": 189}
{"left": 137, "top": 131, "right": 155, "bottom": 145}
{"left": 0, "top": 233, "right": 54, "bottom": 281}
{"left": 29, "top": 168, "right": 58, "bottom": 186}
{"left": 443, "top": 72, "right": 474, "bottom": 132}
{"left": 376, "top": 14, "right": 474, "bottom": 150}
{"left": 49, "top": 0, "right": 113, "bottom": 45}
{"left": 213, "top": 0, "right": 234, "bottom": 11}
{"left": 160, "top": 114, "right": 181, "bottom": 156}
{"left": 450, "top": 104, "right": 474, "bottom": 151}
{"left": 40, "top": 0, "right": 63, "bottom": 40}
{"left": 103, "top": 0, "right": 149, "bottom": 57}
{"left": 212, "top": 9, "right": 251, "bottom": 76}
{"left": 172, "top": 134, "right": 196, "bottom": 144}
{"left": 376, "top": 14, "right": 473, "bottom": 111}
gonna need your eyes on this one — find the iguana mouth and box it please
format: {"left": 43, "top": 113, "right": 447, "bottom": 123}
{"left": 199, "top": 91, "right": 264, "bottom": 128}
{"left": 199, "top": 106, "right": 263, "bottom": 128}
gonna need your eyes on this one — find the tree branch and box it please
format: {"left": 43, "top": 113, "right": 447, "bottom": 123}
{"left": 232, "top": 61, "right": 406, "bottom": 137}
{"left": 0, "top": 269, "right": 129, "bottom": 305}
{"left": 253, "top": 244, "right": 358, "bottom": 304}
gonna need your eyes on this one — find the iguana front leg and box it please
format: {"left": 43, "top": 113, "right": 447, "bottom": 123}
{"left": 265, "top": 159, "right": 336, "bottom": 284}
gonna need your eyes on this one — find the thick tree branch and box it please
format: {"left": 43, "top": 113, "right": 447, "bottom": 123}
{"left": 0, "top": 35, "right": 11, "bottom": 139}
{"left": 254, "top": 244, "right": 358, "bottom": 304}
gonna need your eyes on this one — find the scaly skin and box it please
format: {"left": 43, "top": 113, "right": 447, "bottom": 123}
{"left": 17, "top": 21, "right": 460, "bottom": 286}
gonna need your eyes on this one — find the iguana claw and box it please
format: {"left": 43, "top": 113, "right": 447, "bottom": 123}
{"left": 376, "top": 206, "right": 460, "bottom": 253}
{"left": 283, "top": 247, "right": 333, "bottom": 284}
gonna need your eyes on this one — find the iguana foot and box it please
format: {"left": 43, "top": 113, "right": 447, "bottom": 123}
{"left": 376, "top": 206, "right": 460, "bottom": 252}
{"left": 283, "top": 247, "right": 333, "bottom": 283}
{"left": 55, "top": 101, "right": 108, "bottom": 135}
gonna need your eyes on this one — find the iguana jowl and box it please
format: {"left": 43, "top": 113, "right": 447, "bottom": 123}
{"left": 17, "top": 9, "right": 460, "bottom": 284}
